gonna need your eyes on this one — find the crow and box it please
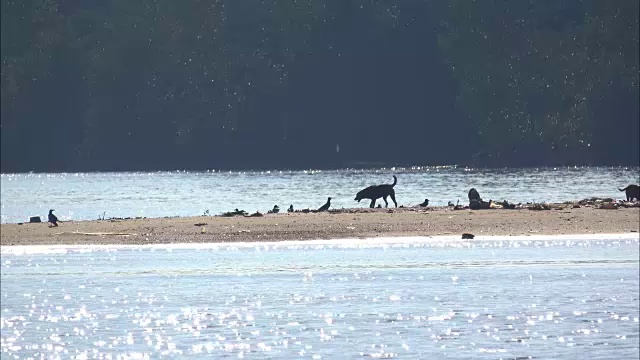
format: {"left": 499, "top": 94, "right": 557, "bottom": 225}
{"left": 48, "top": 209, "right": 59, "bottom": 227}
{"left": 317, "top": 197, "right": 331, "bottom": 212}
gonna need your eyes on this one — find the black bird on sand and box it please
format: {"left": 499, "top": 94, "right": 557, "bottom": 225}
{"left": 317, "top": 197, "right": 331, "bottom": 212}
{"left": 48, "top": 209, "right": 59, "bottom": 227}
{"left": 419, "top": 199, "right": 429, "bottom": 207}
{"left": 288, "top": 205, "right": 294, "bottom": 213}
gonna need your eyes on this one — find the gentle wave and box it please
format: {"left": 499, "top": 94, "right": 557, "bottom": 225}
{"left": 5, "top": 259, "right": 639, "bottom": 278}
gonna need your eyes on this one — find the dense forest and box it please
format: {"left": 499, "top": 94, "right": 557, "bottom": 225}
{"left": 1, "top": 0, "right": 638, "bottom": 172}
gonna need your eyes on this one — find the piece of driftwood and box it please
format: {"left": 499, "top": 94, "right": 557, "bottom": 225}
{"left": 53, "top": 231, "right": 136, "bottom": 237}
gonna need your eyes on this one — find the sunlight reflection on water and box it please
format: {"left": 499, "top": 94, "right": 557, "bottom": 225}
{"left": 1, "top": 236, "right": 638, "bottom": 358}
{"left": 1, "top": 166, "right": 638, "bottom": 223}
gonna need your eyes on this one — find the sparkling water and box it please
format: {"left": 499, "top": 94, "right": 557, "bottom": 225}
{"left": 1, "top": 235, "right": 638, "bottom": 358}
{"left": 2, "top": 166, "right": 638, "bottom": 223}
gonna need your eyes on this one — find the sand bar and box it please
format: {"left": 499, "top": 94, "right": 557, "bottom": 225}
{"left": 2, "top": 204, "right": 639, "bottom": 246}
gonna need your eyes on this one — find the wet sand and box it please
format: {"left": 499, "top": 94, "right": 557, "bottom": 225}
{"left": 1, "top": 205, "right": 639, "bottom": 246}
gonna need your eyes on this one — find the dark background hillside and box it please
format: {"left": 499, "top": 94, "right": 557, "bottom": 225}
{"left": 1, "top": 0, "right": 638, "bottom": 172}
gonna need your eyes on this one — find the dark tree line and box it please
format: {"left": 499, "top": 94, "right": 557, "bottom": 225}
{"left": 1, "top": 0, "right": 638, "bottom": 172}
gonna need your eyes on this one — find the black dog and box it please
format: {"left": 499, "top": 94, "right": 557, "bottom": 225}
{"left": 355, "top": 175, "right": 398, "bottom": 208}
{"left": 619, "top": 184, "right": 639, "bottom": 201}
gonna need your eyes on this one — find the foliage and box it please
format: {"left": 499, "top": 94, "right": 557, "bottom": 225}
{"left": 1, "top": 0, "right": 637, "bottom": 171}
{"left": 435, "top": 0, "right": 638, "bottom": 164}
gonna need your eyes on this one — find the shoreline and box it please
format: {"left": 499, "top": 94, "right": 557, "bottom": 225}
{"left": 2, "top": 233, "right": 639, "bottom": 255}
{"left": 1, "top": 204, "right": 638, "bottom": 247}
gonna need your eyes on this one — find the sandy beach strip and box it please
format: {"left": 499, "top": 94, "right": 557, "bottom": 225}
{"left": 1, "top": 205, "right": 638, "bottom": 246}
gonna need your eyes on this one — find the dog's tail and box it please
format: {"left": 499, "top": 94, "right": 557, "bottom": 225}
{"left": 391, "top": 175, "right": 397, "bottom": 187}
{"left": 619, "top": 186, "right": 630, "bottom": 191}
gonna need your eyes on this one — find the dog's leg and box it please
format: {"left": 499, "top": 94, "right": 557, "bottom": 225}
{"left": 383, "top": 196, "right": 389, "bottom": 208}
{"left": 390, "top": 192, "right": 397, "bottom": 208}
{"left": 369, "top": 199, "right": 376, "bottom": 208}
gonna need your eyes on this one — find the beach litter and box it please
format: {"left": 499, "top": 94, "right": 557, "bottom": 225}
{"left": 527, "top": 203, "right": 552, "bottom": 211}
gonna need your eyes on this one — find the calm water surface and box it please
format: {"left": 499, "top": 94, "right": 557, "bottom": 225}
{"left": 1, "top": 166, "right": 638, "bottom": 223}
{"left": 1, "top": 236, "right": 639, "bottom": 358}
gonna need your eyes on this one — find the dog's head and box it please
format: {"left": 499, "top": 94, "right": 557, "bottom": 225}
{"left": 354, "top": 190, "right": 364, "bottom": 202}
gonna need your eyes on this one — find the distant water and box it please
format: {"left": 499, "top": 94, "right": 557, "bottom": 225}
{"left": 1, "top": 166, "right": 638, "bottom": 223}
{"left": 1, "top": 236, "right": 638, "bottom": 358}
